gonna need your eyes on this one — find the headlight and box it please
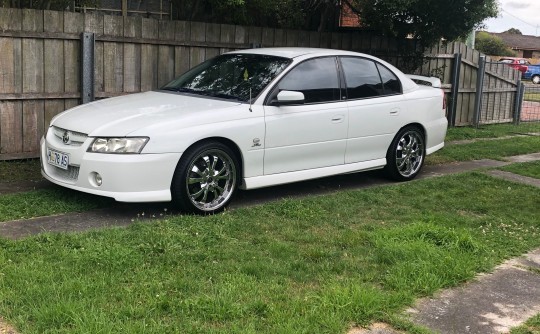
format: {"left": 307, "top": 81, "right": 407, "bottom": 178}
{"left": 88, "top": 137, "right": 149, "bottom": 154}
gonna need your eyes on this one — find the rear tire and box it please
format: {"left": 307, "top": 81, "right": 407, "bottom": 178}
{"left": 384, "top": 126, "right": 425, "bottom": 181}
{"left": 171, "top": 141, "right": 239, "bottom": 214}
{"left": 532, "top": 75, "right": 540, "bottom": 85}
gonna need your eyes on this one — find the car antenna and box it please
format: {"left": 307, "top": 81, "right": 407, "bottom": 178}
{"left": 244, "top": 68, "right": 252, "bottom": 112}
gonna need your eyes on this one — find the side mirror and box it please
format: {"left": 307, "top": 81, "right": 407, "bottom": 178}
{"left": 274, "top": 90, "right": 305, "bottom": 106}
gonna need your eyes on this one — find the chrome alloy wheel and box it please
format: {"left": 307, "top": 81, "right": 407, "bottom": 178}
{"left": 185, "top": 149, "right": 236, "bottom": 212}
{"left": 395, "top": 130, "right": 424, "bottom": 177}
{"left": 533, "top": 75, "right": 540, "bottom": 85}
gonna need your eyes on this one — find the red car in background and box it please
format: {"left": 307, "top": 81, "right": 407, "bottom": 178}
{"left": 499, "top": 57, "right": 531, "bottom": 74}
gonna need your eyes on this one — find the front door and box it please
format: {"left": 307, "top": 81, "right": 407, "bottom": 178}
{"left": 263, "top": 57, "right": 348, "bottom": 175}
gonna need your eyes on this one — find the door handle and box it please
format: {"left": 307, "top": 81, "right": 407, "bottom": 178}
{"left": 331, "top": 115, "right": 345, "bottom": 123}
{"left": 390, "top": 108, "right": 400, "bottom": 115}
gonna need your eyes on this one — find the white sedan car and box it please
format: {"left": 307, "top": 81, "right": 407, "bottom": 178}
{"left": 41, "top": 48, "right": 447, "bottom": 214}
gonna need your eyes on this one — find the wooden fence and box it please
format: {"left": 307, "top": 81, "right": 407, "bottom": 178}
{"left": 0, "top": 7, "right": 415, "bottom": 160}
{"left": 0, "top": 8, "right": 522, "bottom": 160}
{"left": 420, "top": 42, "right": 521, "bottom": 126}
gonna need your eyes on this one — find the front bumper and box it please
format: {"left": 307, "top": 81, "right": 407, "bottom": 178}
{"left": 40, "top": 133, "right": 182, "bottom": 202}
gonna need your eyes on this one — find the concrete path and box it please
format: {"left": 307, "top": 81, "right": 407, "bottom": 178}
{"left": 488, "top": 170, "right": 540, "bottom": 188}
{"left": 408, "top": 249, "right": 540, "bottom": 334}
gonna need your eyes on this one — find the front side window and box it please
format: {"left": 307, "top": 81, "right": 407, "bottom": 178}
{"left": 162, "top": 54, "right": 291, "bottom": 102}
{"left": 277, "top": 57, "right": 341, "bottom": 104}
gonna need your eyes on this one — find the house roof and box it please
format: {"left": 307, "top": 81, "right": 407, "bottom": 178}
{"left": 490, "top": 32, "right": 540, "bottom": 51}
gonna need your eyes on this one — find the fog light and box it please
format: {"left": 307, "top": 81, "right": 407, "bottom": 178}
{"left": 95, "top": 173, "right": 102, "bottom": 186}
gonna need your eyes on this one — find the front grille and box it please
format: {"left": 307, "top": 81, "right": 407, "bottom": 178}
{"left": 52, "top": 127, "right": 88, "bottom": 147}
{"left": 50, "top": 165, "right": 80, "bottom": 183}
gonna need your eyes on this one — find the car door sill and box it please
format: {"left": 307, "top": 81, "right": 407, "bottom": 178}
{"left": 241, "top": 158, "right": 386, "bottom": 190}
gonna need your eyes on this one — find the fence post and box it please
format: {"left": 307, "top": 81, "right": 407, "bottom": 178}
{"left": 448, "top": 53, "right": 461, "bottom": 127}
{"left": 514, "top": 80, "right": 525, "bottom": 125}
{"left": 513, "top": 79, "right": 523, "bottom": 125}
{"left": 81, "top": 32, "right": 95, "bottom": 104}
{"left": 473, "top": 55, "right": 486, "bottom": 128}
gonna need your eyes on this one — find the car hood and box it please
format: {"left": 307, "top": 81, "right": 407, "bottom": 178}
{"left": 51, "top": 91, "right": 242, "bottom": 136}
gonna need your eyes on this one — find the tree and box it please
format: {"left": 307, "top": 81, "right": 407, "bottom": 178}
{"left": 347, "top": 0, "right": 498, "bottom": 48}
{"left": 475, "top": 31, "right": 516, "bottom": 56}
{"left": 503, "top": 28, "right": 522, "bottom": 35}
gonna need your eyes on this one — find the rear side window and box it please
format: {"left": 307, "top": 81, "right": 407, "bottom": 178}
{"left": 277, "top": 57, "right": 341, "bottom": 104}
{"left": 377, "top": 63, "right": 402, "bottom": 95}
{"left": 341, "top": 57, "right": 402, "bottom": 99}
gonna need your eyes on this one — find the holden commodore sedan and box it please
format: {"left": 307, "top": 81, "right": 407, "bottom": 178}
{"left": 41, "top": 48, "right": 447, "bottom": 214}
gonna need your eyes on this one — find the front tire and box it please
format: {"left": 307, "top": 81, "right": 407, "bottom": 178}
{"left": 532, "top": 75, "right": 540, "bottom": 85}
{"left": 171, "top": 142, "right": 239, "bottom": 214}
{"left": 384, "top": 126, "right": 425, "bottom": 181}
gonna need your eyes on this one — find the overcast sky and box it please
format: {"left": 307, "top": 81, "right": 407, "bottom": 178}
{"left": 483, "top": 0, "right": 540, "bottom": 36}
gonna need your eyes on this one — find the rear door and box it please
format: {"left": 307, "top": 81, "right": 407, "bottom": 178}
{"left": 340, "top": 57, "right": 406, "bottom": 164}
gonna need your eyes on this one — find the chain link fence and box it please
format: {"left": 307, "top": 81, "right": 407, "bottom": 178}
{"left": 474, "top": 57, "right": 539, "bottom": 135}
{"left": 517, "top": 84, "right": 540, "bottom": 135}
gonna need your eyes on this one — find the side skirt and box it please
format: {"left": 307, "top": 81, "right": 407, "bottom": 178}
{"left": 241, "top": 158, "right": 386, "bottom": 190}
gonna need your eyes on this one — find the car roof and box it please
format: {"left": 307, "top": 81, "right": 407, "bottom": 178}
{"left": 228, "top": 47, "right": 420, "bottom": 94}
{"left": 227, "top": 47, "right": 364, "bottom": 59}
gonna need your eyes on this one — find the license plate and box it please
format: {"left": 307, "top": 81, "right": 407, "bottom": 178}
{"left": 46, "top": 148, "right": 69, "bottom": 170}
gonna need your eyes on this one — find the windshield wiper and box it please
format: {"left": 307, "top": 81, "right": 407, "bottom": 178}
{"left": 193, "top": 91, "right": 245, "bottom": 101}
{"left": 206, "top": 92, "right": 245, "bottom": 102}
{"left": 161, "top": 87, "right": 244, "bottom": 101}
{"left": 160, "top": 86, "right": 180, "bottom": 92}
{"left": 160, "top": 87, "right": 204, "bottom": 95}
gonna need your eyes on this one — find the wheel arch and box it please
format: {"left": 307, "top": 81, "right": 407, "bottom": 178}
{"left": 180, "top": 136, "right": 244, "bottom": 180}
{"left": 399, "top": 122, "right": 426, "bottom": 142}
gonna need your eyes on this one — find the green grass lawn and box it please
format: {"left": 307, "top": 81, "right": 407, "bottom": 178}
{"left": 445, "top": 123, "right": 540, "bottom": 141}
{"left": 0, "top": 188, "right": 114, "bottom": 222}
{"left": 427, "top": 135, "right": 540, "bottom": 165}
{"left": 0, "top": 159, "right": 42, "bottom": 182}
{"left": 500, "top": 161, "right": 540, "bottom": 179}
{"left": 0, "top": 171, "right": 539, "bottom": 333}
{"left": 0, "top": 123, "right": 538, "bottom": 333}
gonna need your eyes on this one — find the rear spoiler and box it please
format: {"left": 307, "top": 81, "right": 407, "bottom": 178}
{"left": 406, "top": 75, "right": 442, "bottom": 88}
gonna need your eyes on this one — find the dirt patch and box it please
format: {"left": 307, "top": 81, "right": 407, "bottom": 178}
{"left": 0, "top": 318, "right": 18, "bottom": 334}
{"left": 347, "top": 322, "right": 403, "bottom": 334}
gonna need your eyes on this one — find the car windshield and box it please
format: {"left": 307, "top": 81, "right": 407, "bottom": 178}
{"left": 161, "top": 54, "right": 292, "bottom": 102}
